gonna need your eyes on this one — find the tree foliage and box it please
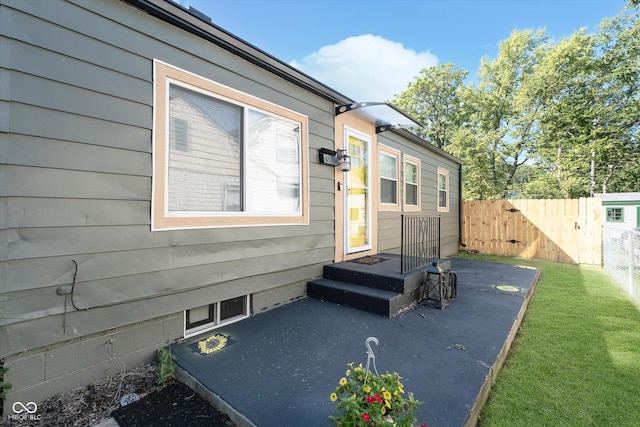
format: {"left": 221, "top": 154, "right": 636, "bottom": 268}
{"left": 394, "top": 63, "right": 468, "bottom": 148}
{"left": 393, "top": 7, "right": 639, "bottom": 199}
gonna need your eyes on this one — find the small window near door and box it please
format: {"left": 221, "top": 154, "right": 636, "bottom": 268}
{"left": 379, "top": 145, "right": 400, "bottom": 210}
{"left": 606, "top": 207, "right": 623, "bottom": 222}
{"left": 437, "top": 168, "right": 449, "bottom": 212}
{"left": 185, "top": 295, "right": 249, "bottom": 337}
{"left": 403, "top": 155, "right": 421, "bottom": 211}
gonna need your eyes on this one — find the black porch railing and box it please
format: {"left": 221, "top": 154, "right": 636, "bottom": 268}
{"left": 400, "top": 215, "right": 441, "bottom": 274}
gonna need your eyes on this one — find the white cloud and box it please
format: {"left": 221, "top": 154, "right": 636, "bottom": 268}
{"left": 290, "top": 34, "right": 438, "bottom": 101}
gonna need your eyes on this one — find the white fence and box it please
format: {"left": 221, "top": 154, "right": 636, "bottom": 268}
{"left": 602, "top": 226, "right": 640, "bottom": 306}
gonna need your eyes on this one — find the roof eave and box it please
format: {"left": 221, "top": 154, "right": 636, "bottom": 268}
{"left": 121, "top": 0, "right": 354, "bottom": 104}
{"left": 390, "top": 128, "right": 463, "bottom": 165}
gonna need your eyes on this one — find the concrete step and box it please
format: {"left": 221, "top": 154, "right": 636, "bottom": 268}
{"left": 307, "top": 278, "right": 421, "bottom": 317}
{"left": 322, "top": 263, "right": 423, "bottom": 294}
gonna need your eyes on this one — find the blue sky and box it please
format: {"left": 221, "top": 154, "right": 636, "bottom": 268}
{"left": 181, "top": 0, "right": 629, "bottom": 101}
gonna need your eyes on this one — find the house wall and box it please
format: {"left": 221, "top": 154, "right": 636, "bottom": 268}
{"left": 376, "top": 131, "right": 462, "bottom": 257}
{"left": 0, "top": 0, "right": 336, "bottom": 411}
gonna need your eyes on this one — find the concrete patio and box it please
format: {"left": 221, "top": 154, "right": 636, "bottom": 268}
{"left": 170, "top": 258, "right": 540, "bottom": 427}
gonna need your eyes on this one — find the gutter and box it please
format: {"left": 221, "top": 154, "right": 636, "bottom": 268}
{"left": 459, "top": 163, "right": 466, "bottom": 248}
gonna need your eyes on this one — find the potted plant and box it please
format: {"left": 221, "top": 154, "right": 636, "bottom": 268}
{"left": 329, "top": 362, "right": 425, "bottom": 427}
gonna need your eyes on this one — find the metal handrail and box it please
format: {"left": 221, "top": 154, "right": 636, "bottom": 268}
{"left": 400, "top": 215, "right": 441, "bottom": 274}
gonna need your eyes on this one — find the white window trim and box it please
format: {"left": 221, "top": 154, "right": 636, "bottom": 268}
{"left": 403, "top": 155, "right": 421, "bottom": 211}
{"left": 378, "top": 144, "right": 401, "bottom": 211}
{"left": 184, "top": 295, "right": 250, "bottom": 338}
{"left": 152, "top": 60, "right": 309, "bottom": 230}
{"left": 437, "top": 167, "right": 449, "bottom": 213}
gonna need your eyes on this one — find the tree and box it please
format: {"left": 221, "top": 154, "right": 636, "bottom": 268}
{"left": 393, "top": 63, "right": 468, "bottom": 148}
{"left": 451, "top": 29, "right": 549, "bottom": 199}
{"left": 394, "top": 5, "right": 639, "bottom": 199}
{"left": 535, "top": 10, "right": 640, "bottom": 196}
{"left": 530, "top": 29, "right": 596, "bottom": 197}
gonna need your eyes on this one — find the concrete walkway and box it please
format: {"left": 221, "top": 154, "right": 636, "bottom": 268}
{"left": 171, "top": 258, "right": 540, "bottom": 427}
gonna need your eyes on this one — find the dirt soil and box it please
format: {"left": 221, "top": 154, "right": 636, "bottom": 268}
{"left": 1, "top": 364, "right": 235, "bottom": 427}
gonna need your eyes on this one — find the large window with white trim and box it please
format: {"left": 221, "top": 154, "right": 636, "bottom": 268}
{"left": 153, "top": 60, "right": 308, "bottom": 230}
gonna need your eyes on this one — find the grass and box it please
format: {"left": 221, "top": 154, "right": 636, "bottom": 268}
{"left": 456, "top": 253, "right": 640, "bottom": 427}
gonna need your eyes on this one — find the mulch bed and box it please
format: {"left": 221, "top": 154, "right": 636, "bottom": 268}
{"left": 112, "top": 382, "right": 234, "bottom": 427}
{"left": 0, "top": 364, "right": 236, "bottom": 427}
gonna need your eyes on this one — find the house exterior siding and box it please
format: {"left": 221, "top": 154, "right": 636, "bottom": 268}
{"left": 0, "top": 0, "right": 336, "bottom": 410}
{"left": 376, "top": 130, "right": 462, "bottom": 257}
{"left": 0, "top": 0, "right": 462, "bottom": 412}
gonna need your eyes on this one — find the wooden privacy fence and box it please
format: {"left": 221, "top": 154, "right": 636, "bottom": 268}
{"left": 462, "top": 198, "right": 602, "bottom": 265}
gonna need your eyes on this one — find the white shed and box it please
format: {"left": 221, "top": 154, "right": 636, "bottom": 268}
{"left": 597, "top": 192, "right": 640, "bottom": 230}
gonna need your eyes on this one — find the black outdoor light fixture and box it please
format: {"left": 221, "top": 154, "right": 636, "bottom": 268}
{"left": 319, "top": 147, "right": 351, "bottom": 172}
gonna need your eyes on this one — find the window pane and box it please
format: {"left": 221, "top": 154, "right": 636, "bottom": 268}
{"left": 380, "top": 178, "right": 397, "bottom": 204}
{"left": 380, "top": 153, "right": 397, "bottom": 179}
{"left": 439, "top": 172, "right": 447, "bottom": 191}
{"left": 439, "top": 189, "right": 447, "bottom": 208}
{"left": 188, "top": 305, "right": 211, "bottom": 323}
{"left": 406, "top": 162, "right": 417, "bottom": 184}
{"left": 220, "top": 296, "right": 247, "bottom": 321}
{"left": 607, "top": 208, "right": 623, "bottom": 222}
{"left": 168, "top": 84, "right": 242, "bottom": 212}
{"left": 246, "top": 110, "right": 301, "bottom": 215}
{"left": 186, "top": 304, "right": 215, "bottom": 330}
{"left": 171, "top": 118, "right": 189, "bottom": 152}
{"left": 406, "top": 183, "right": 418, "bottom": 206}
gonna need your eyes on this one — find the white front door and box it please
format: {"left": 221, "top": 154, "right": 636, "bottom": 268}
{"left": 344, "top": 128, "right": 372, "bottom": 254}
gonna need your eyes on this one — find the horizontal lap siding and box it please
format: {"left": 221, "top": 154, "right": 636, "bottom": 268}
{"left": 376, "top": 133, "right": 461, "bottom": 256}
{"left": 1, "top": 0, "right": 335, "bottom": 355}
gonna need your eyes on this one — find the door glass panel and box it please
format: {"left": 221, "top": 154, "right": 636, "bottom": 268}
{"left": 346, "top": 133, "right": 370, "bottom": 252}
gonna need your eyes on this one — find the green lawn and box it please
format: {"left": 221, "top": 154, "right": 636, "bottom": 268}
{"left": 456, "top": 254, "right": 640, "bottom": 427}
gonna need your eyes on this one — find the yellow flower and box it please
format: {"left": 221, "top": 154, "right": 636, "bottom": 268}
{"left": 330, "top": 393, "right": 337, "bottom": 402}
{"left": 345, "top": 369, "right": 351, "bottom": 376}
{"left": 385, "top": 400, "right": 391, "bottom": 408}
{"left": 197, "top": 334, "right": 228, "bottom": 355}
{"left": 363, "top": 385, "right": 371, "bottom": 393}
{"left": 381, "top": 406, "right": 387, "bottom": 415}
{"left": 383, "top": 391, "right": 392, "bottom": 400}
{"left": 339, "top": 377, "right": 347, "bottom": 386}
